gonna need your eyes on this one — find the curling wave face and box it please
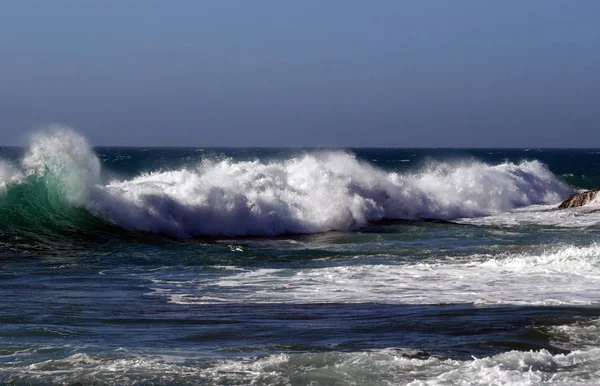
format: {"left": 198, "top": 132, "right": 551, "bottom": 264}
{"left": 0, "top": 128, "right": 574, "bottom": 238}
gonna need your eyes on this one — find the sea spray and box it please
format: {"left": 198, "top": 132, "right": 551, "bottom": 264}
{"left": 3, "top": 138, "right": 600, "bottom": 385}
{"left": 0, "top": 160, "right": 22, "bottom": 190}
{"left": 0, "top": 127, "right": 575, "bottom": 237}
{"left": 92, "top": 154, "right": 573, "bottom": 236}
{"left": 22, "top": 126, "right": 101, "bottom": 204}
{"left": 0, "top": 127, "right": 106, "bottom": 246}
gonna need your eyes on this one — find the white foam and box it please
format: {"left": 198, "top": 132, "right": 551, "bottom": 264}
{"left": 458, "top": 204, "right": 600, "bottom": 228}
{"left": 2, "top": 127, "right": 577, "bottom": 236}
{"left": 3, "top": 319, "right": 600, "bottom": 385}
{"left": 1, "top": 353, "right": 199, "bottom": 385}
{"left": 4, "top": 346, "right": 600, "bottom": 385}
{"left": 549, "top": 318, "right": 600, "bottom": 351}
{"left": 89, "top": 146, "right": 572, "bottom": 237}
{"left": 149, "top": 244, "right": 600, "bottom": 306}
{"left": 587, "top": 195, "right": 600, "bottom": 206}
{"left": 189, "top": 347, "right": 600, "bottom": 386}
{"left": 0, "top": 160, "right": 22, "bottom": 191}
{"left": 20, "top": 125, "right": 101, "bottom": 203}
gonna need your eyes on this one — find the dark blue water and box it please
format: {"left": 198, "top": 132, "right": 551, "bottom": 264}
{"left": 2, "top": 130, "right": 600, "bottom": 384}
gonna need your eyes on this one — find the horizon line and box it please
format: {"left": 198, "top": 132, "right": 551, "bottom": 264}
{"left": 1, "top": 145, "right": 600, "bottom": 150}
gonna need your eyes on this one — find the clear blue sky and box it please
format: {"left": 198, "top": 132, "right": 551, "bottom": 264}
{"left": 1, "top": 1, "right": 599, "bottom": 147}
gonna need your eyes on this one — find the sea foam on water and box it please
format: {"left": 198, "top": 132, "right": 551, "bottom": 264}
{"left": 148, "top": 244, "right": 600, "bottom": 306}
{"left": 2, "top": 127, "right": 600, "bottom": 386}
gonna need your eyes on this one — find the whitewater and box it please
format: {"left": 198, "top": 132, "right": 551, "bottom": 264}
{"left": 2, "top": 127, "right": 600, "bottom": 385}
{"left": 0, "top": 127, "right": 575, "bottom": 237}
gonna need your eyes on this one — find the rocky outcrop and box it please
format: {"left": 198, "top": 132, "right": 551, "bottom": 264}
{"left": 558, "top": 187, "right": 600, "bottom": 209}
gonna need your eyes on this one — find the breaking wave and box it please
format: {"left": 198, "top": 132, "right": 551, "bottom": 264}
{"left": 0, "top": 127, "right": 574, "bottom": 239}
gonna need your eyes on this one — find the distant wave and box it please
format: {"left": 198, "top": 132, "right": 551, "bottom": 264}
{"left": 0, "top": 126, "right": 574, "bottom": 238}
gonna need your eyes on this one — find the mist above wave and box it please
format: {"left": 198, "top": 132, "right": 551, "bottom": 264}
{"left": 0, "top": 127, "right": 574, "bottom": 237}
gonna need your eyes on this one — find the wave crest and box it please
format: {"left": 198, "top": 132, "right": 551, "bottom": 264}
{"left": 23, "top": 125, "right": 101, "bottom": 203}
{"left": 0, "top": 128, "right": 575, "bottom": 237}
{"left": 92, "top": 154, "right": 572, "bottom": 237}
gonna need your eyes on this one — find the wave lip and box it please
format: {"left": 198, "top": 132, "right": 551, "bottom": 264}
{"left": 23, "top": 126, "right": 101, "bottom": 204}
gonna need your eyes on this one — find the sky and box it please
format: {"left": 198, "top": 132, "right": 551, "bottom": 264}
{"left": 1, "top": 1, "right": 599, "bottom": 147}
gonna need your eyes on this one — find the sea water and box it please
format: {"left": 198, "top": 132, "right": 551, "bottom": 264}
{"left": 2, "top": 127, "right": 600, "bottom": 385}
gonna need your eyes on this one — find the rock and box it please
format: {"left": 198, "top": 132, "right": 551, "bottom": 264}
{"left": 558, "top": 187, "right": 600, "bottom": 209}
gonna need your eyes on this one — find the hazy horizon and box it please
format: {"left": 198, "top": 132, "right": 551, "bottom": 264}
{"left": 4, "top": 141, "right": 600, "bottom": 149}
{"left": 2, "top": 1, "right": 599, "bottom": 147}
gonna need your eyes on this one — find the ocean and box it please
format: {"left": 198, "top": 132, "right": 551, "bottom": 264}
{"left": 2, "top": 129, "right": 600, "bottom": 385}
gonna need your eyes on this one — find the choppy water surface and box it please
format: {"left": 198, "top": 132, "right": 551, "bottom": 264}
{"left": 2, "top": 128, "right": 600, "bottom": 385}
